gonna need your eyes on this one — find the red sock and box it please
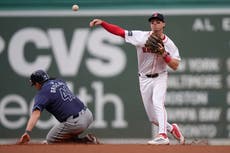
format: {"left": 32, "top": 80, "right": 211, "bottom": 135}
{"left": 159, "top": 133, "right": 168, "bottom": 138}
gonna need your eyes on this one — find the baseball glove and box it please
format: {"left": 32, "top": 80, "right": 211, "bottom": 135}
{"left": 145, "top": 33, "right": 164, "bottom": 54}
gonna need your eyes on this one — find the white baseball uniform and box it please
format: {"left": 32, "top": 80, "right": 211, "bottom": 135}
{"left": 124, "top": 30, "right": 181, "bottom": 134}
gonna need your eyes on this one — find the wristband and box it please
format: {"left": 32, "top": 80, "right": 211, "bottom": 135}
{"left": 25, "top": 130, "right": 31, "bottom": 135}
{"left": 164, "top": 55, "right": 172, "bottom": 63}
{"left": 162, "top": 52, "right": 172, "bottom": 63}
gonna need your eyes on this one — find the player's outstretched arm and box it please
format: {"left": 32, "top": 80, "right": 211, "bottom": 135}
{"left": 89, "top": 19, "right": 125, "bottom": 38}
{"left": 89, "top": 19, "right": 103, "bottom": 27}
{"left": 17, "top": 109, "right": 41, "bottom": 144}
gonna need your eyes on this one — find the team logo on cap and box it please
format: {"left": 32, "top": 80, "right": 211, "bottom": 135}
{"left": 153, "top": 13, "right": 158, "bottom": 17}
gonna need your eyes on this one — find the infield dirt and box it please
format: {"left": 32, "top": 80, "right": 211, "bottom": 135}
{"left": 1, "top": 144, "right": 230, "bottom": 153}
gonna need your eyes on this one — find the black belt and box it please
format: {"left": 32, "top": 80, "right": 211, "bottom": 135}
{"left": 146, "top": 73, "right": 159, "bottom": 78}
{"left": 139, "top": 73, "right": 159, "bottom": 78}
{"left": 72, "top": 106, "right": 87, "bottom": 118}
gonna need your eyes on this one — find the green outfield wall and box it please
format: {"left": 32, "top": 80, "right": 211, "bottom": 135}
{"left": 0, "top": 0, "right": 230, "bottom": 9}
{"left": 0, "top": 8, "right": 230, "bottom": 144}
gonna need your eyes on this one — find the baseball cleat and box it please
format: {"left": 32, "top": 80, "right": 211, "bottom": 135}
{"left": 85, "top": 133, "right": 100, "bottom": 144}
{"left": 41, "top": 140, "right": 48, "bottom": 144}
{"left": 171, "top": 123, "right": 185, "bottom": 144}
{"left": 147, "top": 134, "right": 169, "bottom": 145}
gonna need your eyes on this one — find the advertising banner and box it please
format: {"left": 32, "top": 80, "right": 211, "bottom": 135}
{"left": 0, "top": 9, "right": 230, "bottom": 142}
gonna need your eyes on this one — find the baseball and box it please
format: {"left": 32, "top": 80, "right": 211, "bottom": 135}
{"left": 72, "top": 4, "right": 79, "bottom": 11}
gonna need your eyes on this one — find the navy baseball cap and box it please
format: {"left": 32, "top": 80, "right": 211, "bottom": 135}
{"left": 148, "top": 12, "right": 165, "bottom": 22}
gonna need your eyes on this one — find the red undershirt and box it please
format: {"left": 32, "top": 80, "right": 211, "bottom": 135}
{"left": 101, "top": 21, "right": 125, "bottom": 38}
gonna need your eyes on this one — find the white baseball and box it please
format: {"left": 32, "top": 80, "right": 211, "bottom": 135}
{"left": 72, "top": 4, "right": 79, "bottom": 11}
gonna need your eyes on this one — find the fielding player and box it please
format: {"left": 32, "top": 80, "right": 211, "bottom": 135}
{"left": 90, "top": 12, "right": 185, "bottom": 145}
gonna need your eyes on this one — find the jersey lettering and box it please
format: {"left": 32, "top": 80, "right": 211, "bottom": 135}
{"left": 59, "top": 86, "right": 75, "bottom": 102}
{"left": 50, "top": 82, "right": 64, "bottom": 93}
{"left": 142, "top": 47, "right": 153, "bottom": 53}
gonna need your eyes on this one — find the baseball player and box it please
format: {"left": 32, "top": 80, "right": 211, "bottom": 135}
{"left": 89, "top": 12, "right": 185, "bottom": 145}
{"left": 18, "top": 70, "right": 99, "bottom": 144}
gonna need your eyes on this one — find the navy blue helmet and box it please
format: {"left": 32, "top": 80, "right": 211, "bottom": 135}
{"left": 30, "top": 69, "right": 49, "bottom": 86}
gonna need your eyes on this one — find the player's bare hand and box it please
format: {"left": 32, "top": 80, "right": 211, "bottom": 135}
{"left": 158, "top": 43, "right": 165, "bottom": 54}
{"left": 17, "top": 133, "right": 30, "bottom": 144}
{"left": 89, "top": 19, "right": 103, "bottom": 27}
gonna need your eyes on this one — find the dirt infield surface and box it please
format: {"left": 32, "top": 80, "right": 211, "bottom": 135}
{"left": 1, "top": 144, "right": 230, "bottom": 153}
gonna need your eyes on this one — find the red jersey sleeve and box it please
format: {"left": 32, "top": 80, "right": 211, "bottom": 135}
{"left": 101, "top": 21, "right": 125, "bottom": 38}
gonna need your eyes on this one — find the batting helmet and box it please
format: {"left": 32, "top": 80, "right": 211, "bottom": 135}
{"left": 30, "top": 69, "right": 49, "bottom": 86}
